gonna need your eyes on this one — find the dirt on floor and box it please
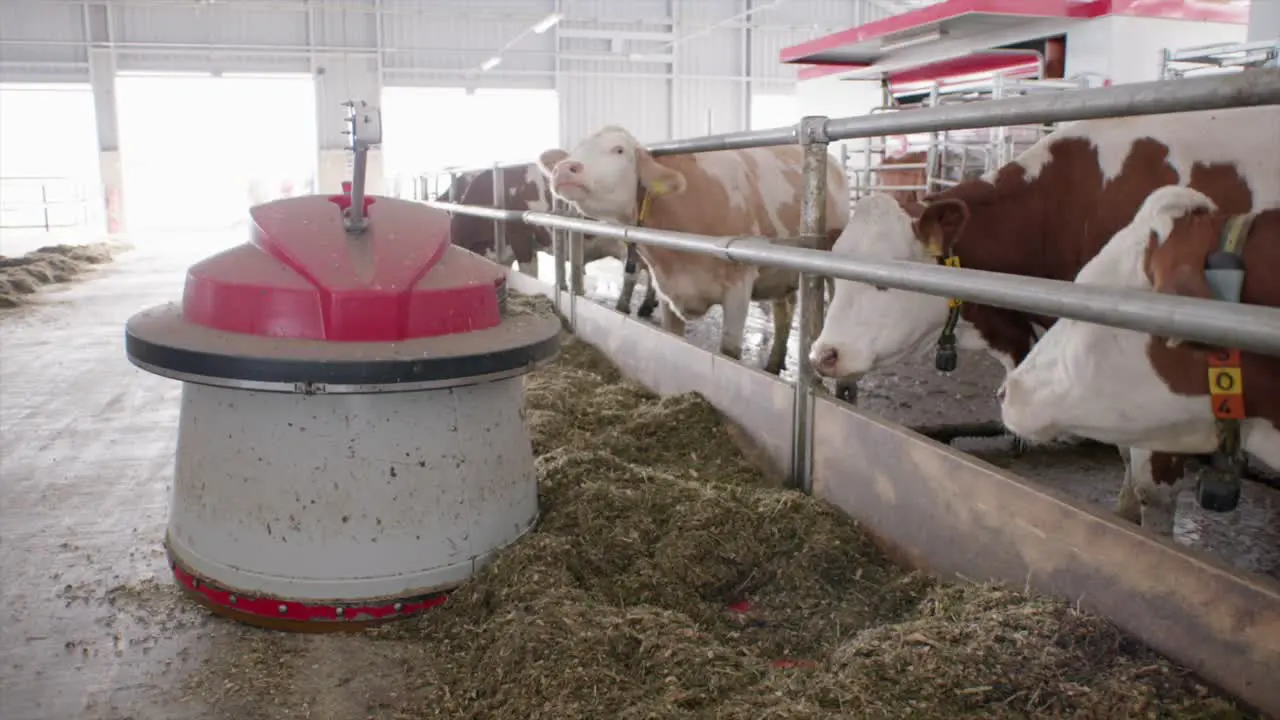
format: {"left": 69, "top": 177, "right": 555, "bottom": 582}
{"left": 0, "top": 243, "right": 119, "bottom": 309}
{"left": 93, "top": 290, "right": 1251, "bottom": 720}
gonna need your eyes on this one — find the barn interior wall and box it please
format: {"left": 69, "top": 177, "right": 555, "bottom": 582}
{"left": 2, "top": 0, "right": 911, "bottom": 230}
{"left": 793, "top": 73, "right": 885, "bottom": 159}
{"left": 1064, "top": 15, "right": 1247, "bottom": 86}
{"left": 1250, "top": 0, "right": 1280, "bottom": 41}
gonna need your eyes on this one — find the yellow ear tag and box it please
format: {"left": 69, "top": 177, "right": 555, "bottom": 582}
{"left": 649, "top": 180, "right": 669, "bottom": 196}
{"left": 943, "top": 255, "right": 962, "bottom": 308}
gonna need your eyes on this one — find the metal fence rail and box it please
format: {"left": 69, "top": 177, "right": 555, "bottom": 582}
{"left": 430, "top": 67, "right": 1280, "bottom": 491}
{"left": 425, "top": 202, "right": 1280, "bottom": 357}
{"left": 645, "top": 71, "right": 1280, "bottom": 154}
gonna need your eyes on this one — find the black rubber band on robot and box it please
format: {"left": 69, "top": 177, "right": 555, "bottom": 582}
{"left": 124, "top": 331, "right": 561, "bottom": 386}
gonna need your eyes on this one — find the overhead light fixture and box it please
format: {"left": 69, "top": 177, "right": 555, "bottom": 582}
{"left": 880, "top": 28, "right": 944, "bottom": 53}
{"left": 481, "top": 56, "right": 502, "bottom": 71}
{"left": 532, "top": 12, "right": 564, "bottom": 34}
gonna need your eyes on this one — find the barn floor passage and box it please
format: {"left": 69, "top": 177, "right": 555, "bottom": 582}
{"left": 2, "top": 240, "right": 1279, "bottom": 719}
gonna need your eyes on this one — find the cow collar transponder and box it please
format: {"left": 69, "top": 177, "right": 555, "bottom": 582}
{"left": 1196, "top": 212, "right": 1256, "bottom": 513}
{"left": 626, "top": 180, "right": 673, "bottom": 274}
{"left": 926, "top": 239, "right": 963, "bottom": 373}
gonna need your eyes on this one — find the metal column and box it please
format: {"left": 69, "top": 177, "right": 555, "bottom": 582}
{"left": 491, "top": 162, "right": 507, "bottom": 268}
{"left": 925, "top": 83, "right": 941, "bottom": 194}
{"left": 552, "top": 197, "right": 568, "bottom": 325}
{"left": 790, "top": 115, "right": 830, "bottom": 494}
{"left": 570, "top": 224, "right": 585, "bottom": 298}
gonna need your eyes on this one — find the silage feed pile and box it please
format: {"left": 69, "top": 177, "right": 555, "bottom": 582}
{"left": 0, "top": 242, "right": 116, "bottom": 308}
{"left": 178, "top": 291, "right": 1250, "bottom": 720}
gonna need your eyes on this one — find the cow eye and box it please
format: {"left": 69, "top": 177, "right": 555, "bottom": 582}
{"left": 874, "top": 285, "right": 888, "bottom": 292}
{"left": 611, "top": 146, "right": 624, "bottom": 155}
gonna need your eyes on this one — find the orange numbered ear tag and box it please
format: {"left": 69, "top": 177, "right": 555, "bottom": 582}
{"left": 1207, "top": 349, "right": 1245, "bottom": 420}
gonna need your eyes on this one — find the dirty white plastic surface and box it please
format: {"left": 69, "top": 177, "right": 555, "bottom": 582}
{"left": 166, "top": 377, "right": 538, "bottom": 601}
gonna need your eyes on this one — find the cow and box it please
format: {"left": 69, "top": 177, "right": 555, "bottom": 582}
{"left": 806, "top": 104, "right": 1280, "bottom": 534}
{"left": 998, "top": 186, "right": 1280, "bottom": 532}
{"left": 537, "top": 124, "right": 850, "bottom": 375}
{"left": 438, "top": 169, "right": 481, "bottom": 202}
{"left": 447, "top": 163, "right": 658, "bottom": 317}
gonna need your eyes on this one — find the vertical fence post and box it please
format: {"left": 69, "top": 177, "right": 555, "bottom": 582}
{"left": 790, "top": 115, "right": 830, "bottom": 495}
{"left": 40, "top": 182, "right": 51, "bottom": 232}
{"left": 552, "top": 197, "right": 568, "bottom": 320}
{"left": 568, "top": 225, "right": 580, "bottom": 328}
{"left": 992, "top": 74, "right": 1010, "bottom": 166}
{"left": 492, "top": 162, "right": 507, "bottom": 269}
{"left": 925, "top": 83, "right": 941, "bottom": 194}
{"left": 569, "top": 222, "right": 585, "bottom": 297}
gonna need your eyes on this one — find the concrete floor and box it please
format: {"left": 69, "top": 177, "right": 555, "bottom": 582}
{"left": 1, "top": 240, "right": 1278, "bottom": 719}
{"left": 0, "top": 235, "right": 260, "bottom": 720}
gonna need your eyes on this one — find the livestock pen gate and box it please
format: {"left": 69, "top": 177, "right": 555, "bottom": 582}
{"left": 430, "top": 69, "right": 1280, "bottom": 717}
{"left": 841, "top": 73, "right": 1086, "bottom": 204}
{"left": 1160, "top": 38, "right": 1280, "bottom": 79}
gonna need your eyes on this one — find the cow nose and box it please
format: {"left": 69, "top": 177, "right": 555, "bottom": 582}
{"left": 561, "top": 161, "right": 584, "bottom": 176}
{"left": 811, "top": 345, "right": 838, "bottom": 375}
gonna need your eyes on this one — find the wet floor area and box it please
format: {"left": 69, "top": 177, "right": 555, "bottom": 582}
{"left": 1, "top": 241, "right": 1278, "bottom": 719}
{"left": 564, "top": 254, "right": 1280, "bottom": 583}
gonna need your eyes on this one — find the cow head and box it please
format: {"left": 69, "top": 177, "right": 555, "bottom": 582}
{"left": 998, "top": 185, "right": 1220, "bottom": 450}
{"left": 537, "top": 125, "right": 687, "bottom": 223}
{"left": 809, "top": 194, "right": 971, "bottom": 381}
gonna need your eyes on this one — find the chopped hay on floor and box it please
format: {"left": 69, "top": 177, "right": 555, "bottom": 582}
{"left": 153, "top": 290, "right": 1249, "bottom": 719}
{"left": 0, "top": 241, "right": 119, "bottom": 308}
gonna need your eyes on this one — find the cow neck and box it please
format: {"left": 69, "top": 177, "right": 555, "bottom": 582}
{"left": 924, "top": 237, "right": 964, "bottom": 373}
{"left": 919, "top": 174, "right": 1054, "bottom": 371}
{"left": 1201, "top": 212, "right": 1258, "bottom": 481}
{"left": 625, "top": 181, "right": 666, "bottom": 274}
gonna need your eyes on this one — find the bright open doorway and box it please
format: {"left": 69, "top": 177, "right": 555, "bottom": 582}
{"left": 0, "top": 82, "right": 102, "bottom": 253}
{"left": 114, "top": 72, "right": 317, "bottom": 234}
{"left": 381, "top": 86, "right": 559, "bottom": 199}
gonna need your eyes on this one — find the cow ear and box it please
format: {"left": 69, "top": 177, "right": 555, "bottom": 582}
{"left": 538, "top": 149, "right": 569, "bottom": 178}
{"left": 636, "top": 148, "right": 687, "bottom": 196}
{"left": 915, "top": 199, "right": 969, "bottom": 258}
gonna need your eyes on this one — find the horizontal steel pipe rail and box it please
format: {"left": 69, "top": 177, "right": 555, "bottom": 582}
{"left": 645, "top": 69, "right": 1280, "bottom": 155}
{"left": 426, "top": 200, "right": 1280, "bottom": 357}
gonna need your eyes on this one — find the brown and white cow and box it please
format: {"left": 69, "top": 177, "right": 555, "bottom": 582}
{"left": 538, "top": 125, "right": 850, "bottom": 374}
{"left": 1000, "top": 186, "right": 1280, "bottom": 528}
{"left": 807, "top": 105, "right": 1280, "bottom": 534}
{"left": 448, "top": 163, "right": 658, "bottom": 317}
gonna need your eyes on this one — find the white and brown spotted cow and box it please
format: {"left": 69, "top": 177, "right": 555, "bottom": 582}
{"left": 448, "top": 163, "right": 658, "bottom": 317}
{"left": 807, "top": 105, "right": 1280, "bottom": 534}
{"left": 1000, "top": 186, "right": 1280, "bottom": 530}
{"left": 537, "top": 125, "right": 850, "bottom": 375}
